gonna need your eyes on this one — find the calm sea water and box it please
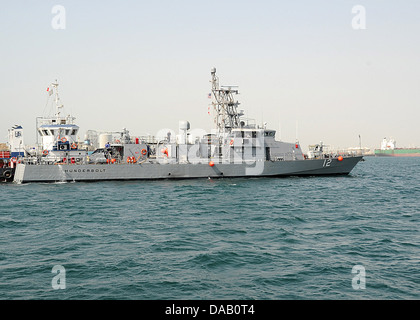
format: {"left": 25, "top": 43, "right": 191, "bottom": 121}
{"left": 0, "top": 157, "right": 419, "bottom": 300}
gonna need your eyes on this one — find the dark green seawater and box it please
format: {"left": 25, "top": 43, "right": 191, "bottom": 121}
{"left": 0, "top": 157, "right": 419, "bottom": 299}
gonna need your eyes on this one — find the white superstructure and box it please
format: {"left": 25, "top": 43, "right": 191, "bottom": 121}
{"left": 380, "top": 138, "right": 396, "bottom": 150}
{"left": 7, "top": 125, "right": 25, "bottom": 157}
{"left": 35, "top": 81, "right": 84, "bottom": 162}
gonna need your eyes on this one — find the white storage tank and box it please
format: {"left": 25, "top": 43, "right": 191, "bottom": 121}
{"left": 99, "top": 133, "right": 112, "bottom": 148}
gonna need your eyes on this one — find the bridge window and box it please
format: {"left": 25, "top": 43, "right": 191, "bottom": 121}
{"left": 264, "top": 131, "right": 275, "bottom": 137}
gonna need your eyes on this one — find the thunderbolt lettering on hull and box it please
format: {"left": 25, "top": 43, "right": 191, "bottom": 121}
{"left": 64, "top": 169, "right": 106, "bottom": 173}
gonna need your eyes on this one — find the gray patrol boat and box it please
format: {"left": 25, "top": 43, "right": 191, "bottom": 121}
{"left": 13, "top": 69, "right": 362, "bottom": 183}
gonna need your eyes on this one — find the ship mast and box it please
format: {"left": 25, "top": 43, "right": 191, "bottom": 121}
{"left": 36, "top": 80, "right": 78, "bottom": 151}
{"left": 51, "top": 81, "right": 64, "bottom": 120}
{"left": 210, "top": 68, "right": 242, "bottom": 133}
{"left": 44, "top": 80, "right": 75, "bottom": 125}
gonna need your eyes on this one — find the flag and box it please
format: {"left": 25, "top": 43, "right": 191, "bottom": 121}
{"left": 208, "top": 93, "right": 211, "bottom": 99}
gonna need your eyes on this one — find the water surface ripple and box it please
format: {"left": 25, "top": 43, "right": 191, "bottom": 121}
{"left": 0, "top": 157, "right": 419, "bottom": 299}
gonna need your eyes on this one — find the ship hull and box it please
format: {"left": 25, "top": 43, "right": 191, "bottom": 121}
{"left": 13, "top": 156, "right": 363, "bottom": 183}
{"left": 374, "top": 149, "right": 420, "bottom": 157}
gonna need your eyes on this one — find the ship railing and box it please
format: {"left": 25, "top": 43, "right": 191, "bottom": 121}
{"left": 20, "top": 154, "right": 139, "bottom": 166}
{"left": 134, "top": 136, "right": 159, "bottom": 144}
{"left": 0, "top": 151, "right": 11, "bottom": 159}
{"left": 305, "top": 152, "right": 360, "bottom": 160}
{"left": 19, "top": 155, "right": 90, "bottom": 165}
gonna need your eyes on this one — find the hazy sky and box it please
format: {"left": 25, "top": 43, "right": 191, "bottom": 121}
{"left": 1, "top": 0, "right": 419, "bottom": 150}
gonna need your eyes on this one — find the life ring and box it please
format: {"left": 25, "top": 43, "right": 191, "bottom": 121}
{"left": 115, "top": 140, "right": 121, "bottom": 144}
{"left": 230, "top": 139, "right": 234, "bottom": 146}
{"left": 141, "top": 149, "right": 147, "bottom": 155}
{"left": 71, "top": 143, "right": 77, "bottom": 149}
{"left": 61, "top": 137, "right": 67, "bottom": 143}
{"left": 42, "top": 150, "right": 49, "bottom": 156}
{"left": 127, "top": 157, "right": 132, "bottom": 164}
{"left": 10, "top": 157, "right": 17, "bottom": 163}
